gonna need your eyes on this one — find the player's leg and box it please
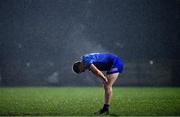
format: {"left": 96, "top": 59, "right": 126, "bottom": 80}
{"left": 104, "top": 73, "right": 119, "bottom": 105}
{"left": 101, "top": 73, "right": 119, "bottom": 113}
{"left": 95, "top": 73, "right": 119, "bottom": 115}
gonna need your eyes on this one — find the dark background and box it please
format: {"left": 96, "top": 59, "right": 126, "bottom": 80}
{"left": 0, "top": 0, "right": 179, "bottom": 86}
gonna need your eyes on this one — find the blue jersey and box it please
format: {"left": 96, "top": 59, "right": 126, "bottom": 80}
{"left": 81, "top": 53, "right": 124, "bottom": 74}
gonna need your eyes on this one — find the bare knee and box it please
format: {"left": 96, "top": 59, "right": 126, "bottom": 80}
{"left": 104, "top": 84, "right": 112, "bottom": 94}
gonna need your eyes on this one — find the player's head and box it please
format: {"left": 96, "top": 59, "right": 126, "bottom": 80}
{"left": 73, "top": 61, "right": 85, "bottom": 74}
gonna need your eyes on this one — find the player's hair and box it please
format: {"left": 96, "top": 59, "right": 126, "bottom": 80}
{"left": 73, "top": 61, "right": 81, "bottom": 74}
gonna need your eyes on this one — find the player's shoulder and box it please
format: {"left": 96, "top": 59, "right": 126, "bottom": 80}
{"left": 98, "top": 53, "right": 117, "bottom": 57}
{"left": 85, "top": 53, "right": 100, "bottom": 56}
{"left": 82, "top": 53, "right": 117, "bottom": 58}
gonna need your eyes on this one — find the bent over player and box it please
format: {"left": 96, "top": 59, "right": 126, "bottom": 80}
{"left": 72, "top": 53, "right": 124, "bottom": 115}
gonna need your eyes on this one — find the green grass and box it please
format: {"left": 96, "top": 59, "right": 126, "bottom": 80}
{"left": 0, "top": 87, "right": 180, "bottom": 116}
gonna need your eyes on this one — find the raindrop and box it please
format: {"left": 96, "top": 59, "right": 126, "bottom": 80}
{"left": 149, "top": 60, "right": 154, "bottom": 65}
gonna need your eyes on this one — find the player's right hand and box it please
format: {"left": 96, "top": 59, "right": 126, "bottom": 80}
{"left": 103, "top": 77, "right": 108, "bottom": 85}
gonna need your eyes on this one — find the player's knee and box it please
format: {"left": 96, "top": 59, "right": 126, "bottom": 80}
{"left": 104, "top": 84, "right": 112, "bottom": 93}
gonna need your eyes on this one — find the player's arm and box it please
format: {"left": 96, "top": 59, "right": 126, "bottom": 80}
{"left": 90, "top": 64, "right": 108, "bottom": 84}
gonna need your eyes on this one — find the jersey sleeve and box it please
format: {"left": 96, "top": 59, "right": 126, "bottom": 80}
{"left": 81, "top": 55, "right": 94, "bottom": 69}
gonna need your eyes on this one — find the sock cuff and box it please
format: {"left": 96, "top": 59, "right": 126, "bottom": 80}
{"left": 104, "top": 104, "right": 110, "bottom": 107}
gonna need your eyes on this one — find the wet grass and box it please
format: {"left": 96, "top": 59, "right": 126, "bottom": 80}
{"left": 0, "top": 87, "right": 180, "bottom": 116}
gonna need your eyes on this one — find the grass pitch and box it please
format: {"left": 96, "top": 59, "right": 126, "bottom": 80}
{"left": 0, "top": 87, "right": 180, "bottom": 116}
